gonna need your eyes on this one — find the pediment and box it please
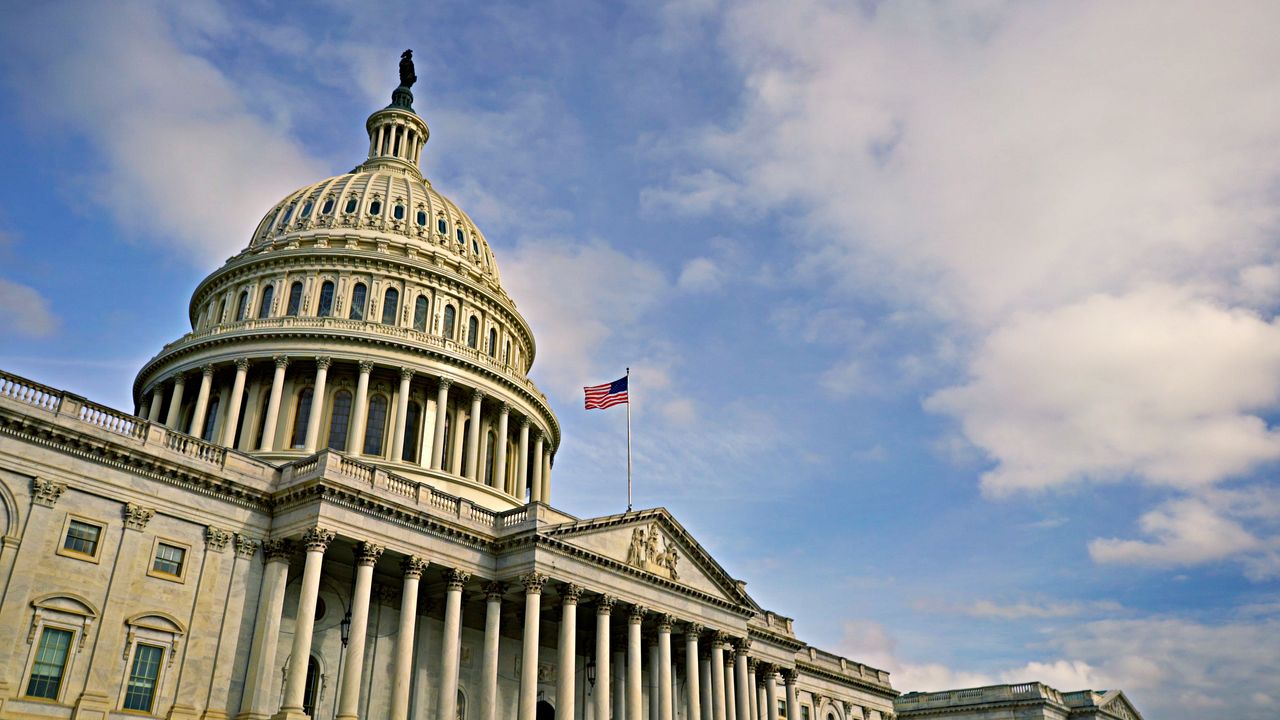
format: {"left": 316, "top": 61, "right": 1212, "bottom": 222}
{"left": 542, "top": 508, "right": 757, "bottom": 609}
{"left": 1099, "top": 692, "right": 1143, "bottom": 720}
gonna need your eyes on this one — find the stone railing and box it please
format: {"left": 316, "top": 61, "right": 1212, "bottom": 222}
{"left": 799, "top": 646, "right": 892, "bottom": 686}
{"left": 150, "top": 315, "right": 547, "bottom": 405}
{"left": 895, "top": 683, "right": 1064, "bottom": 710}
{"left": 0, "top": 368, "right": 273, "bottom": 488}
{"left": 281, "top": 450, "right": 537, "bottom": 535}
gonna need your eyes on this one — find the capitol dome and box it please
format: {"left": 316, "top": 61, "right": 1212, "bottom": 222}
{"left": 133, "top": 56, "right": 558, "bottom": 512}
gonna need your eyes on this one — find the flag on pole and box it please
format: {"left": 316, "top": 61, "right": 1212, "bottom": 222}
{"left": 584, "top": 375, "right": 629, "bottom": 410}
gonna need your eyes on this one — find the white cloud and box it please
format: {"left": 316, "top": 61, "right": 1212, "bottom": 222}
{"left": 999, "top": 660, "right": 1097, "bottom": 691}
{"left": 3, "top": 2, "right": 326, "bottom": 265}
{"left": 1090, "top": 496, "right": 1261, "bottom": 568}
{"left": 640, "top": 169, "right": 747, "bottom": 217}
{"left": 677, "top": 257, "right": 724, "bottom": 293}
{"left": 0, "top": 279, "right": 59, "bottom": 339}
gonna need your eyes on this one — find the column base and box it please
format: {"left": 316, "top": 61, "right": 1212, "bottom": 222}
{"left": 166, "top": 703, "right": 201, "bottom": 720}
{"left": 270, "top": 708, "right": 313, "bottom": 720}
{"left": 72, "top": 691, "right": 112, "bottom": 720}
{"left": 200, "top": 711, "right": 231, "bottom": 720}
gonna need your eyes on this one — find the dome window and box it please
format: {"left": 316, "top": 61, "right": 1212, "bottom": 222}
{"left": 488, "top": 328, "right": 497, "bottom": 357}
{"left": 257, "top": 285, "right": 274, "bottom": 319}
{"left": 413, "top": 296, "right": 429, "bottom": 331}
{"left": 369, "top": 199, "right": 382, "bottom": 216}
{"left": 286, "top": 281, "right": 304, "bottom": 317}
{"left": 235, "top": 291, "right": 249, "bottom": 321}
{"left": 467, "top": 316, "right": 479, "bottom": 349}
{"left": 349, "top": 283, "right": 367, "bottom": 321}
{"left": 317, "top": 281, "right": 335, "bottom": 317}
{"left": 471, "top": 238, "right": 479, "bottom": 255}
{"left": 282, "top": 205, "right": 294, "bottom": 223}
{"left": 456, "top": 228, "right": 465, "bottom": 244}
{"left": 363, "top": 395, "right": 388, "bottom": 455}
{"left": 327, "top": 390, "right": 352, "bottom": 450}
{"left": 443, "top": 305, "right": 456, "bottom": 339}
{"left": 344, "top": 197, "right": 358, "bottom": 214}
{"left": 437, "top": 218, "right": 448, "bottom": 234}
{"left": 381, "top": 287, "right": 399, "bottom": 325}
{"left": 300, "top": 200, "right": 314, "bottom": 218}
{"left": 321, "top": 198, "right": 335, "bottom": 215}
{"left": 416, "top": 210, "right": 427, "bottom": 226}
{"left": 393, "top": 204, "right": 405, "bottom": 221}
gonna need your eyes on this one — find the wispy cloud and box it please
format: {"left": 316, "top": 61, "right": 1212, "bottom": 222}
{"left": 0, "top": 279, "right": 59, "bottom": 339}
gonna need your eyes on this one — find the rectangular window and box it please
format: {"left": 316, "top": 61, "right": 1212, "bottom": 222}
{"left": 63, "top": 519, "right": 102, "bottom": 557}
{"left": 779, "top": 700, "right": 788, "bottom": 718}
{"left": 25, "top": 627, "right": 72, "bottom": 700}
{"left": 801, "top": 706, "right": 811, "bottom": 720}
{"left": 152, "top": 543, "right": 186, "bottom": 577}
{"left": 122, "top": 644, "right": 164, "bottom": 712}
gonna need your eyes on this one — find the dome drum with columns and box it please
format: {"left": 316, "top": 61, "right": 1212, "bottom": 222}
{"left": 132, "top": 66, "right": 555, "bottom": 511}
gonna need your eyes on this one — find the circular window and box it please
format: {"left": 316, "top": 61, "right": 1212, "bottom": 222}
{"left": 314, "top": 597, "right": 327, "bottom": 622}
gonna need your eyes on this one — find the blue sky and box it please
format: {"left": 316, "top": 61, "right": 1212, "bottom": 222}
{"left": 2, "top": 2, "right": 1279, "bottom": 717}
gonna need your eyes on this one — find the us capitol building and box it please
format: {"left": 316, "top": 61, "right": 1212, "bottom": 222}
{"left": 0, "top": 54, "right": 909, "bottom": 720}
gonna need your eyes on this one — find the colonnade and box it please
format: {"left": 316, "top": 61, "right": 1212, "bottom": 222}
{"left": 238, "top": 526, "right": 805, "bottom": 720}
{"left": 140, "top": 355, "right": 554, "bottom": 502}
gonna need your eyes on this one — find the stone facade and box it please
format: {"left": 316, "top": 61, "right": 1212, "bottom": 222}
{"left": 894, "top": 684, "right": 1144, "bottom": 720}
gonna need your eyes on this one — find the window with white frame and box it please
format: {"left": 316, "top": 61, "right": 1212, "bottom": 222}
{"left": 58, "top": 516, "right": 105, "bottom": 562}
{"left": 22, "top": 594, "right": 97, "bottom": 703}
{"left": 119, "top": 613, "right": 185, "bottom": 714}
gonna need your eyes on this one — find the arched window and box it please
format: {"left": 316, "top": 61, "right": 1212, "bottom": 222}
{"left": 402, "top": 401, "right": 422, "bottom": 462}
{"left": 282, "top": 204, "right": 294, "bottom": 223}
{"left": 457, "top": 689, "right": 468, "bottom": 720}
{"left": 344, "top": 197, "right": 358, "bottom": 214}
{"left": 443, "top": 305, "right": 456, "bottom": 339}
{"left": 472, "top": 238, "right": 480, "bottom": 255}
{"left": 300, "top": 199, "right": 313, "bottom": 218}
{"left": 504, "top": 340, "right": 511, "bottom": 364}
{"left": 317, "top": 281, "right": 335, "bottom": 317}
{"left": 441, "top": 412, "right": 452, "bottom": 469}
{"left": 253, "top": 392, "right": 271, "bottom": 449}
{"left": 393, "top": 203, "right": 405, "bottom": 220}
{"left": 290, "top": 388, "right": 313, "bottom": 449}
{"left": 363, "top": 395, "right": 388, "bottom": 455}
{"left": 488, "top": 328, "right": 497, "bottom": 357}
{"left": 467, "top": 316, "right": 479, "bottom": 349}
{"left": 302, "top": 656, "right": 321, "bottom": 717}
{"left": 369, "top": 199, "right": 382, "bottom": 216}
{"left": 484, "top": 429, "right": 496, "bottom": 485}
{"left": 327, "top": 390, "right": 352, "bottom": 450}
{"left": 235, "top": 291, "right": 249, "bottom": 321}
{"left": 286, "top": 281, "right": 304, "bottom": 317}
{"left": 437, "top": 218, "right": 448, "bottom": 234}
{"left": 456, "top": 227, "right": 465, "bottom": 244}
{"left": 416, "top": 210, "right": 427, "bottom": 226}
{"left": 321, "top": 198, "right": 335, "bottom": 215}
{"left": 216, "top": 298, "right": 226, "bottom": 324}
{"left": 257, "top": 285, "right": 274, "bottom": 319}
{"left": 413, "top": 296, "right": 429, "bottom": 331}
{"left": 459, "top": 419, "right": 471, "bottom": 474}
{"left": 381, "top": 287, "right": 399, "bottom": 325}
{"left": 349, "top": 283, "right": 367, "bottom": 320}
{"left": 200, "top": 396, "right": 220, "bottom": 442}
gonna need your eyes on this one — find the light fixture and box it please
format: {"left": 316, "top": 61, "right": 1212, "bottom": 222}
{"left": 340, "top": 610, "right": 352, "bottom": 647}
{"left": 586, "top": 659, "right": 596, "bottom": 687}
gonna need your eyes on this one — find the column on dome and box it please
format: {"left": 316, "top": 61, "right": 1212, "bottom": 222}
{"left": 189, "top": 364, "right": 215, "bottom": 437}
{"left": 347, "top": 360, "right": 374, "bottom": 454}
{"left": 686, "top": 624, "right": 704, "bottom": 720}
{"left": 221, "top": 358, "right": 251, "bottom": 447}
{"left": 480, "top": 582, "right": 504, "bottom": 720}
{"left": 390, "top": 556, "right": 428, "bottom": 720}
{"left": 541, "top": 450, "right": 553, "bottom": 505}
{"left": 556, "top": 583, "right": 582, "bottom": 720}
{"left": 302, "top": 357, "right": 331, "bottom": 452}
{"left": 438, "top": 568, "right": 470, "bottom": 720}
{"left": 391, "top": 367, "right": 414, "bottom": 461}
{"left": 276, "top": 527, "right": 334, "bottom": 718}
{"left": 164, "top": 372, "right": 186, "bottom": 429}
{"left": 530, "top": 432, "right": 545, "bottom": 503}
{"left": 337, "top": 541, "right": 383, "bottom": 720}
{"left": 518, "top": 573, "right": 547, "bottom": 720}
{"left": 494, "top": 403, "right": 510, "bottom": 492}
{"left": 710, "top": 632, "right": 727, "bottom": 720}
{"left": 146, "top": 386, "right": 164, "bottom": 422}
{"left": 515, "top": 417, "right": 531, "bottom": 500}
{"left": 431, "top": 378, "right": 452, "bottom": 470}
{"left": 259, "top": 356, "right": 289, "bottom": 451}
{"left": 658, "top": 615, "right": 674, "bottom": 720}
{"left": 628, "top": 605, "right": 646, "bottom": 720}
{"left": 595, "top": 595, "right": 616, "bottom": 720}
{"left": 239, "top": 539, "right": 291, "bottom": 719}
{"left": 465, "top": 389, "right": 484, "bottom": 480}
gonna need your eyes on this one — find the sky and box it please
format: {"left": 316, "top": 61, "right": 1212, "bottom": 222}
{"left": 1, "top": 1, "right": 1278, "bottom": 717}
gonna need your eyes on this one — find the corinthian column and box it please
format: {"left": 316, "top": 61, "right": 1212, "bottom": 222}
{"left": 438, "top": 568, "right": 471, "bottom": 720}
{"left": 519, "top": 573, "right": 547, "bottom": 720}
{"left": 222, "top": 358, "right": 250, "bottom": 446}
{"left": 259, "top": 356, "right": 289, "bottom": 450}
{"left": 165, "top": 372, "right": 186, "bottom": 429}
{"left": 465, "top": 389, "right": 484, "bottom": 480}
{"left": 481, "top": 582, "right": 505, "bottom": 720}
{"left": 595, "top": 596, "right": 616, "bottom": 720}
{"left": 556, "top": 584, "right": 582, "bottom": 720}
{"left": 764, "top": 665, "right": 779, "bottom": 720}
{"left": 628, "top": 605, "right": 647, "bottom": 720}
{"left": 391, "top": 367, "right": 414, "bottom": 461}
{"left": 239, "top": 539, "right": 291, "bottom": 719}
{"left": 276, "top": 527, "right": 334, "bottom": 719}
{"left": 734, "top": 642, "right": 751, "bottom": 720}
{"left": 530, "top": 432, "right": 545, "bottom": 503}
{"left": 658, "top": 615, "right": 674, "bottom": 720}
{"left": 494, "top": 403, "right": 510, "bottom": 491}
{"left": 686, "top": 624, "right": 704, "bottom": 720}
{"left": 516, "top": 417, "right": 530, "bottom": 500}
{"left": 337, "top": 541, "right": 383, "bottom": 720}
{"left": 302, "top": 357, "right": 331, "bottom": 452}
{"left": 347, "top": 360, "right": 374, "bottom": 454}
{"left": 711, "top": 632, "right": 727, "bottom": 720}
{"left": 431, "top": 378, "right": 452, "bottom": 470}
{"left": 782, "top": 669, "right": 799, "bottom": 720}
{"left": 390, "top": 556, "right": 428, "bottom": 720}
{"left": 189, "top": 364, "right": 215, "bottom": 437}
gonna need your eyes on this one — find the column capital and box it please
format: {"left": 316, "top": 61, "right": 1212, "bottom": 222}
{"left": 686, "top": 622, "right": 705, "bottom": 637}
{"left": 657, "top": 613, "right": 675, "bottom": 632}
{"left": 484, "top": 581, "right": 506, "bottom": 600}
{"left": 200, "top": 363, "right": 215, "bottom": 377}
{"left": 204, "top": 526, "right": 232, "bottom": 552}
{"left": 234, "top": 357, "right": 251, "bottom": 372}
{"left": 122, "top": 502, "right": 155, "bottom": 531}
{"left": 262, "top": 538, "right": 293, "bottom": 562}
{"left": 520, "top": 415, "right": 531, "bottom": 429}
{"left": 354, "top": 541, "right": 385, "bottom": 566}
{"left": 472, "top": 388, "right": 485, "bottom": 403}
{"left": 234, "top": 533, "right": 259, "bottom": 559}
{"left": 597, "top": 594, "right": 617, "bottom": 615}
{"left": 315, "top": 356, "right": 332, "bottom": 370}
{"left": 358, "top": 359, "right": 375, "bottom": 374}
{"left": 171, "top": 371, "right": 187, "bottom": 384}
{"left": 399, "top": 366, "right": 414, "bottom": 381}
{"left": 780, "top": 667, "right": 798, "bottom": 685}
{"left": 758, "top": 661, "right": 776, "bottom": 677}
{"left": 710, "top": 629, "right": 727, "bottom": 646}
{"left": 401, "top": 555, "right": 429, "bottom": 578}
{"left": 444, "top": 567, "right": 472, "bottom": 590}
{"left": 560, "top": 583, "right": 583, "bottom": 605}
{"left": 629, "top": 604, "right": 648, "bottom": 623}
{"left": 734, "top": 638, "right": 751, "bottom": 657}
{"left": 521, "top": 572, "right": 548, "bottom": 594}
{"left": 748, "top": 657, "right": 760, "bottom": 673}
{"left": 273, "top": 354, "right": 290, "bottom": 369}
{"left": 438, "top": 376, "right": 453, "bottom": 390}
{"left": 499, "top": 401, "right": 510, "bottom": 415}
{"left": 301, "top": 526, "right": 336, "bottom": 552}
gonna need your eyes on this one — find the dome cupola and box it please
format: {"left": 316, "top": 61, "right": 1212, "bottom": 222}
{"left": 133, "top": 52, "right": 559, "bottom": 513}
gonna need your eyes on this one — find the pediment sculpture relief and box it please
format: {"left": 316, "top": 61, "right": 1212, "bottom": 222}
{"left": 627, "top": 526, "right": 679, "bottom": 580}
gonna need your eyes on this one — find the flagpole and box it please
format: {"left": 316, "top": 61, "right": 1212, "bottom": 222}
{"left": 626, "top": 367, "right": 632, "bottom": 512}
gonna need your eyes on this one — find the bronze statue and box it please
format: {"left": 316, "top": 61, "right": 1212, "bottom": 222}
{"left": 399, "top": 49, "right": 416, "bottom": 89}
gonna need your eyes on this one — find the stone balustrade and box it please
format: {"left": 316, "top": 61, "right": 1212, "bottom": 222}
{"left": 895, "top": 682, "right": 1065, "bottom": 710}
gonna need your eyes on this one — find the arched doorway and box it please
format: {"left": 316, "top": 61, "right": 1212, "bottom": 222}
{"left": 536, "top": 699, "right": 555, "bottom": 720}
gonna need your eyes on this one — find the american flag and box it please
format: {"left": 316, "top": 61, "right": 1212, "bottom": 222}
{"left": 584, "top": 376, "right": 629, "bottom": 410}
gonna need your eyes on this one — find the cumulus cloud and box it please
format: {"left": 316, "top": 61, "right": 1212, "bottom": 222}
{"left": 1, "top": 2, "right": 326, "bottom": 265}
{"left": 677, "top": 257, "right": 724, "bottom": 293}
{"left": 0, "top": 279, "right": 59, "bottom": 338}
